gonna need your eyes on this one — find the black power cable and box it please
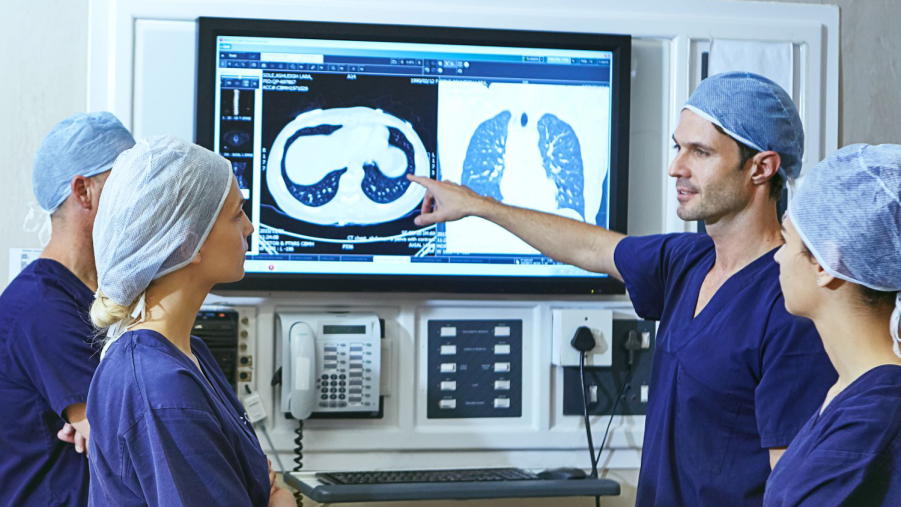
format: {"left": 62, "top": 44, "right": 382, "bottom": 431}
{"left": 595, "top": 330, "right": 642, "bottom": 468}
{"left": 579, "top": 352, "right": 599, "bottom": 478}
{"left": 571, "top": 325, "right": 601, "bottom": 507}
{"left": 594, "top": 365, "right": 632, "bottom": 467}
{"left": 573, "top": 327, "right": 644, "bottom": 507}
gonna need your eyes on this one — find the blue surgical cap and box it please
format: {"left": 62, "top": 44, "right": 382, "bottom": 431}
{"left": 789, "top": 144, "right": 901, "bottom": 356}
{"left": 684, "top": 72, "right": 804, "bottom": 182}
{"left": 32, "top": 112, "right": 135, "bottom": 212}
{"left": 789, "top": 144, "right": 901, "bottom": 292}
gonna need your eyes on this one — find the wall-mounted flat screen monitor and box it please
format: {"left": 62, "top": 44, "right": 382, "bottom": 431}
{"left": 196, "top": 17, "right": 630, "bottom": 294}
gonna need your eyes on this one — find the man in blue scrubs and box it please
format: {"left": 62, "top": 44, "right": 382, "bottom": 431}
{"left": 0, "top": 112, "right": 135, "bottom": 506}
{"left": 408, "top": 72, "right": 837, "bottom": 506}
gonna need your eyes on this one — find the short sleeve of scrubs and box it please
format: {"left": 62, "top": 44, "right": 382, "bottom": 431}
{"left": 11, "top": 304, "right": 97, "bottom": 418}
{"left": 755, "top": 308, "right": 832, "bottom": 448}
{"left": 769, "top": 450, "right": 888, "bottom": 506}
{"left": 765, "top": 366, "right": 901, "bottom": 507}
{"left": 613, "top": 233, "right": 707, "bottom": 320}
{"left": 125, "top": 407, "right": 259, "bottom": 507}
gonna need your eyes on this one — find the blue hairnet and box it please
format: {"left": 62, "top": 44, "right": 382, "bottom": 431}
{"left": 32, "top": 112, "right": 135, "bottom": 212}
{"left": 93, "top": 136, "right": 233, "bottom": 310}
{"left": 789, "top": 144, "right": 901, "bottom": 355}
{"left": 684, "top": 72, "right": 804, "bottom": 182}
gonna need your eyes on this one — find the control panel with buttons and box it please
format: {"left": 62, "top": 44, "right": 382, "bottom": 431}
{"left": 427, "top": 319, "right": 522, "bottom": 419}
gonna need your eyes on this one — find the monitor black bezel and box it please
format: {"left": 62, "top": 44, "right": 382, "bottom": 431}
{"left": 196, "top": 16, "right": 630, "bottom": 295}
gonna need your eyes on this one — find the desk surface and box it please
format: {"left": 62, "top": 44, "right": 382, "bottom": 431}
{"left": 284, "top": 471, "right": 620, "bottom": 503}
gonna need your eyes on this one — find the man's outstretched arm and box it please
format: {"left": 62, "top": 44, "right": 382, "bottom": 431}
{"left": 408, "top": 175, "right": 625, "bottom": 280}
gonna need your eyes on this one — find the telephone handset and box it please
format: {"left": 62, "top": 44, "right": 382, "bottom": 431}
{"left": 279, "top": 312, "right": 381, "bottom": 420}
{"left": 287, "top": 322, "right": 317, "bottom": 420}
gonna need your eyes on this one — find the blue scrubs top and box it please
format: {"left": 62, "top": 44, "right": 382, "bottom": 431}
{"left": 0, "top": 259, "right": 98, "bottom": 507}
{"left": 765, "top": 365, "right": 901, "bottom": 507}
{"left": 614, "top": 234, "right": 837, "bottom": 507}
{"left": 87, "top": 329, "right": 270, "bottom": 507}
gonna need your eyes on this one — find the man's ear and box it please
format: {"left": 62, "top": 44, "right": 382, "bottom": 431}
{"left": 749, "top": 151, "right": 781, "bottom": 186}
{"left": 70, "top": 175, "right": 92, "bottom": 210}
{"left": 83, "top": 172, "right": 109, "bottom": 210}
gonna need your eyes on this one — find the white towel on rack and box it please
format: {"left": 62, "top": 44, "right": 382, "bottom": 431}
{"left": 709, "top": 39, "right": 794, "bottom": 103}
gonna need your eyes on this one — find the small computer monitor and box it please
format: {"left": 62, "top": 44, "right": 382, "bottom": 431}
{"left": 196, "top": 17, "right": 630, "bottom": 294}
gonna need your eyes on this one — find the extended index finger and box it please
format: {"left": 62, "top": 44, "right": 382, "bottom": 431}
{"left": 407, "top": 174, "right": 437, "bottom": 189}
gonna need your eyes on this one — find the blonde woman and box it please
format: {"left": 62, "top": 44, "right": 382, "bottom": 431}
{"left": 86, "top": 136, "right": 295, "bottom": 506}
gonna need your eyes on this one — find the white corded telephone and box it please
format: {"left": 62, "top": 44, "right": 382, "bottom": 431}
{"left": 278, "top": 312, "right": 382, "bottom": 419}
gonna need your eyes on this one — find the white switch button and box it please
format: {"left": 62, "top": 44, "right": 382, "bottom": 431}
{"left": 440, "top": 345, "right": 457, "bottom": 355}
{"left": 439, "top": 399, "right": 456, "bottom": 409}
{"left": 440, "top": 363, "right": 457, "bottom": 373}
{"left": 494, "top": 362, "right": 511, "bottom": 373}
{"left": 641, "top": 385, "right": 649, "bottom": 403}
{"left": 440, "top": 327, "right": 457, "bottom": 337}
{"left": 494, "top": 380, "right": 511, "bottom": 390}
{"left": 441, "top": 381, "right": 457, "bottom": 391}
{"left": 494, "top": 398, "right": 511, "bottom": 408}
{"left": 494, "top": 344, "right": 511, "bottom": 355}
{"left": 494, "top": 326, "right": 511, "bottom": 337}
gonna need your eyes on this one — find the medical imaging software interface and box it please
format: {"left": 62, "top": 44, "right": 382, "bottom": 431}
{"left": 214, "top": 35, "right": 614, "bottom": 278}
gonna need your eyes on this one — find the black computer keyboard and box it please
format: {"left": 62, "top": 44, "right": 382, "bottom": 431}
{"left": 316, "top": 468, "right": 542, "bottom": 485}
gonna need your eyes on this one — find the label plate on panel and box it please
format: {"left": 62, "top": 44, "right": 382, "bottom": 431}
{"left": 427, "top": 319, "right": 523, "bottom": 419}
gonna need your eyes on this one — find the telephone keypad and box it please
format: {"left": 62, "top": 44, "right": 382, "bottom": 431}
{"left": 313, "top": 338, "right": 379, "bottom": 414}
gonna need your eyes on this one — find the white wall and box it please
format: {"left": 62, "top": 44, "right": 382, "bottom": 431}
{"left": 0, "top": 0, "right": 89, "bottom": 286}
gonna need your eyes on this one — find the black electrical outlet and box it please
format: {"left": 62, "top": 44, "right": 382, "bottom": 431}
{"left": 562, "top": 319, "right": 656, "bottom": 416}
